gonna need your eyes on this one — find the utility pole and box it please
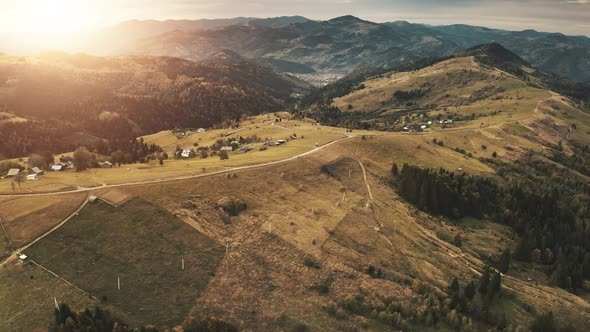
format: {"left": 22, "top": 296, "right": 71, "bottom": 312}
{"left": 117, "top": 277, "right": 120, "bottom": 291}
{"left": 182, "top": 258, "right": 185, "bottom": 270}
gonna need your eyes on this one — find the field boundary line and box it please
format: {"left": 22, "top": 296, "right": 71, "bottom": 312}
{"left": 27, "top": 259, "right": 137, "bottom": 318}
{"left": 0, "top": 217, "right": 16, "bottom": 254}
{"left": 0, "top": 193, "right": 89, "bottom": 267}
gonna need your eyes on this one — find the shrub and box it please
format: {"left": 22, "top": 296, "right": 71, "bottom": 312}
{"left": 303, "top": 257, "right": 320, "bottom": 269}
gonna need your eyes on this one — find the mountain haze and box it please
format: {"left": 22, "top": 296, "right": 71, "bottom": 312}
{"left": 90, "top": 16, "right": 590, "bottom": 84}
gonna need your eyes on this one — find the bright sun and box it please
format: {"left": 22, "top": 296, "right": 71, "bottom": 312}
{"left": 19, "top": 0, "right": 91, "bottom": 42}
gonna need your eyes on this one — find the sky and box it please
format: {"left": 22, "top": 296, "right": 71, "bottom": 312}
{"left": 0, "top": 0, "right": 589, "bottom": 51}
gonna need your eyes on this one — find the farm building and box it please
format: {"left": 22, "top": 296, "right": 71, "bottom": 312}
{"left": 239, "top": 146, "right": 255, "bottom": 153}
{"left": 31, "top": 167, "right": 44, "bottom": 175}
{"left": 51, "top": 164, "right": 66, "bottom": 171}
{"left": 6, "top": 168, "right": 20, "bottom": 177}
{"left": 26, "top": 174, "right": 39, "bottom": 181}
{"left": 220, "top": 146, "right": 233, "bottom": 152}
{"left": 181, "top": 149, "right": 195, "bottom": 158}
{"left": 99, "top": 161, "right": 113, "bottom": 168}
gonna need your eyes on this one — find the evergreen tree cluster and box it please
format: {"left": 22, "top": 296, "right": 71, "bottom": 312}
{"left": 394, "top": 158, "right": 590, "bottom": 292}
{"left": 49, "top": 303, "right": 237, "bottom": 332}
{"left": 393, "top": 88, "right": 429, "bottom": 101}
{"left": 50, "top": 303, "right": 125, "bottom": 332}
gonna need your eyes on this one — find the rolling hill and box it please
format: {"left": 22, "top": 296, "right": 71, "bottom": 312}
{"left": 0, "top": 52, "right": 312, "bottom": 159}
{"left": 2, "top": 16, "right": 590, "bottom": 332}
{"left": 307, "top": 44, "right": 589, "bottom": 137}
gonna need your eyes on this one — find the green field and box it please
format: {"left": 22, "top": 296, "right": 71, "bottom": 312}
{"left": 24, "top": 198, "right": 225, "bottom": 327}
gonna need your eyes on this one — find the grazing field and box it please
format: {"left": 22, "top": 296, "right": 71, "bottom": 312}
{"left": 0, "top": 193, "right": 87, "bottom": 254}
{"left": 0, "top": 114, "right": 352, "bottom": 195}
{"left": 24, "top": 198, "right": 225, "bottom": 327}
{"left": 0, "top": 231, "right": 12, "bottom": 260}
{"left": 0, "top": 261, "right": 105, "bottom": 332}
{"left": 357, "top": 135, "right": 495, "bottom": 175}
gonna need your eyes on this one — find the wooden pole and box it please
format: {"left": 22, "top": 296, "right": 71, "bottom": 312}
{"left": 117, "top": 277, "right": 120, "bottom": 291}
{"left": 182, "top": 258, "right": 185, "bottom": 270}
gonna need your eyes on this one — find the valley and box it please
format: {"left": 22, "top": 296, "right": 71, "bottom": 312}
{"left": 1, "top": 10, "right": 590, "bottom": 330}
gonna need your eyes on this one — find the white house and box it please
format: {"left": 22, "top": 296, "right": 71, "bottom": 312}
{"left": 181, "top": 149, "right": 194, "bottom": 158}
{"left": 26, "top": 174, "right": 39, "bottom": 181}
{"left": 99, "top": 161, "right": 113, "bottom": 168}
{"left": 51, "top": 164, "right": 65, "bottom": 172}
{"left": 220, "top": 146, "right": 233, "bottom": 152}
{"left": 6, "top": 168, "right": 20, "bottom": 177}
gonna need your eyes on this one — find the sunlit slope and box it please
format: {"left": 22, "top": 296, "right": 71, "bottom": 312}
{"left": 331, "top": 52, "right": 590, "bottom": 161}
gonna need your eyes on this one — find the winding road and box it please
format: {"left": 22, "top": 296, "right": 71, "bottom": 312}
{"left": 0, "top": 135, "right": 354, "bottom": 198}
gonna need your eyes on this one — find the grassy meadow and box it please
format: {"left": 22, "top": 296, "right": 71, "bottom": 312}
{"left": 24, "top": 198, "right": 225, "bottom": 327}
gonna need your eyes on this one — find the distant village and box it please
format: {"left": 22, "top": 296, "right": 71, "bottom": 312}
{"left": 0, "top": 121, "right": 300, "bottom": 189}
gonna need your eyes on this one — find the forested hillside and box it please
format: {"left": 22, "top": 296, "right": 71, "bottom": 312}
{"left": 0, "top": 53, "right": 311, "bottom": 159}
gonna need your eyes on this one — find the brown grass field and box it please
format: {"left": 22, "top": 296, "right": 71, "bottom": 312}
{"left": 24, "top": 198, "right": 225, "bottom": 327}
{"left": 0, "top": 193, "right": 87, "bottom": 254}
{"left": 1, "top": 55, "right": 590, "bottom": 330}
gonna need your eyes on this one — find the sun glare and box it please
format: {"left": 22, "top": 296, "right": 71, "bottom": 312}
{"left": 18, "top": 0, "right": 91, "bottom": 43}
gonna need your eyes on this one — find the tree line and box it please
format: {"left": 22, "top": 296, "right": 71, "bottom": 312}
{"left": 393, "top": 155, "right": 590, "bottom": 292}
{"left": 49, "top": 303, "right": 237, "bottom": 332}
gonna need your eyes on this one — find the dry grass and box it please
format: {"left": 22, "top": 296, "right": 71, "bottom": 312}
{"left": 0, "top": 115, "right": 350, "bottom": 195}
{"left": 0, "top": 192, "right": 87, "bottom": 251}
{"left": 0, "top": 261, "right": 105, "bottom": 332}
{"left": 24, "top": 198, "right": 224, "bottom": 327}
{"left": 1, "top": 56, "right": 590, "bottom": 329}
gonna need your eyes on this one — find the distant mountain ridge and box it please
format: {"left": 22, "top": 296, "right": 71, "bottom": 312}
{"left": 80, "top": 16, "right": 312, "bottom": 55}
{"left": 84, "top": 15, "right": 590, "bottom": 84}
{"left": 130, "top": 16, "right": 458, "bottom": 85}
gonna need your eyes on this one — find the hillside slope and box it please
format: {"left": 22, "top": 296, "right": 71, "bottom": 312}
{"left": 313, "top": 44, "right": 589, "bottom": 147}
{"left": 430, "top": 24, "right": 590, "bottom": 82}
{"left": 0, "top": 52, "right": 311, "bottom": 159}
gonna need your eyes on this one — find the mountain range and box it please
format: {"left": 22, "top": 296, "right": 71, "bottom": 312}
{"left": 78, "top": 15, "right": 590, "bottom": 85}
